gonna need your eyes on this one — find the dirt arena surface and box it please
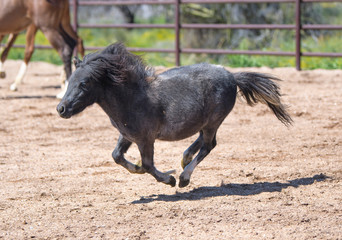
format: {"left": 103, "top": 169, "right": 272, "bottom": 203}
{"left": 0, "top": 60, "right": 341, "bottom": 239}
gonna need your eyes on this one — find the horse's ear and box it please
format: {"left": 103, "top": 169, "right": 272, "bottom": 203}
{"left": 73, "top": 57, "right": 82, "bottom": 68}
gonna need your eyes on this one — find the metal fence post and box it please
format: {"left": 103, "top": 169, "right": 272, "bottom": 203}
{"left": 175, "top": 0, "right": 181, "bottom": 66}
{"left": 295, "top": 0, "right": 301, "bottom": 70}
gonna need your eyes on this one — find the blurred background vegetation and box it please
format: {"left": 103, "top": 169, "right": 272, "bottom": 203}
{"left": 1, "top": 1, "right": 342, "bottom": 69}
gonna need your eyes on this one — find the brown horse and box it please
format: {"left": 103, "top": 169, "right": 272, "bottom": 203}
{"left": 0, "top": 0, "right": 84, "bottom": 95}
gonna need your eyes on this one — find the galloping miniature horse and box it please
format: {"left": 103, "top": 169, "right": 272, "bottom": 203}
{"left": 57, "top": 43, "right": 292, "bottom": 188}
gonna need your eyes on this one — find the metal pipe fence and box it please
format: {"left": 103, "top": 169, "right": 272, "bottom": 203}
{"left": 11, "top": 0, "right": 342, "bottom": 70}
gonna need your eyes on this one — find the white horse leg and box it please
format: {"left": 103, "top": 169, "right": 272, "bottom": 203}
{"left": 56, "top": 69, "right": 67, "bottom": 99}
{"left": 59, "top": 68, "right": 66, "bottom": 88}
{"left": 56, "top": 79, "right": 68, "bottom": 99}
{"left": 10, "top": 62, "right": 27, "bottom": 91}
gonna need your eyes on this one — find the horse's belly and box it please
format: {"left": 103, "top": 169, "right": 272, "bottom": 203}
{"left": 157, "top": 121, "right": 203, "bottom": 141}
{"left": 0, "top": 6, "right": 31, "bottom": 34}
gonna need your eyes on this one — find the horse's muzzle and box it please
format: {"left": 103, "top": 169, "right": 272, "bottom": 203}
{"left": 56, "top": 103, "right": 71, "bottom": 119}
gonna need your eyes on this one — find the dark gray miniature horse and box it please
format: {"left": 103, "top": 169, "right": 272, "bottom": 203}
{"left": 57, "top": 43, "right": 292, "bottom": 188}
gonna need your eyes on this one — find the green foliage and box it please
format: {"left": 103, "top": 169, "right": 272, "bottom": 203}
{"left": 2, "top": 3, "right": 341, "bottom": 70}
{"left": 5, "top": 31, "right": 62, "bottom": 65}
{"left": 179, "top": 31, "right": 342, "bottom": 69}
{"left": 80, "top": 28, "right": 175, "bottom": 66}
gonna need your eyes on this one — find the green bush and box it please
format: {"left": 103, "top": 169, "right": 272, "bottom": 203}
{"left": 2, "top": 26, "right": 342, "bottom": 69}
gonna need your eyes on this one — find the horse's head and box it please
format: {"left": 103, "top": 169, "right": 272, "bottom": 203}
{"left": 57, "top": 42, "right": 151, "bottom": 119}
{"left": 57, "top": 57, "right": 102, "bottom": 119}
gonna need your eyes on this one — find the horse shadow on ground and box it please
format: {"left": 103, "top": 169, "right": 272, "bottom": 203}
{"left": 132, "top": 173, "right": 329, "bottom": 204}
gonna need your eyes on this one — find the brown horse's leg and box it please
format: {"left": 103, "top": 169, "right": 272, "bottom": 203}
{"left": 0, "top": 35, "right": 3, "bottom": 77}
{"left": 60, "top": 2, "right": 85, "bottom": 57}
{"left": 76, "top": 38, "right": 85, "bottom": 57}
{"left": 42, "top": 28, "right": 75, "bottom": 79}
{"left": 57, "top": 21, "right": 85, "bottom": 91}
{"left": 1, "top": 33, "right": 18, "bottom": 79}
{"left": 10, "top": 25, "right": 37, "bottom": 91}
{"left": 0, "top": 36, "right": 3, "bottom": 78}
{"left": 41, "top": 27, "right": 76, "bottom": 98}
{"left": 0, "top": 35, "right": 3, "bottom": 78}
{"left": 179, "top": 129, "right": 218, "bottom": 188}
{"left": 61, "top": 22, "right": 85, "bottom": 57}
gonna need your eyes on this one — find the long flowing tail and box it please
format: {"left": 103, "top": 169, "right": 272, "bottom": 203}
{"left": 233, "top": 72, "right": 293, "bottom": 126}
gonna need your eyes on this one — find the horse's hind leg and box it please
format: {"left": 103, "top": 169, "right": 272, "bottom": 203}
{"left": 0, "top": 34, "right": 6, "bottom": 78}
{"left": 1, "top": 33, "right": 18, "bottom": 79}
{"left": 182, "top": 131, "right": 203, "bottom": 169}
{"left": 179, "top": 129, "right": 218, "bottom": 188}
{"left": 41, "top": 27, "right": 76, "bottom": 98}
{"left": 112, "top": 134, "right": 146, "bottom": 174}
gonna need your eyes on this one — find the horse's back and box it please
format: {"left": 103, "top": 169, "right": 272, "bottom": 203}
{"left": 0, "top": 0, "right": 69, "bottom": 33}
{"left": 156, "top": 63, "right": 237, "bottom": 100}
{"left": 151, "top": 63, "right": 237, "bottom": 140}
{"left": 159, "top": 63, "right": 231, "bottom": 81}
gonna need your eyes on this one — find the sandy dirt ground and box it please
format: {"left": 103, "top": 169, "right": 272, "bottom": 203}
{"left": 0, "top": 60, "right": 341, "bottom": 239}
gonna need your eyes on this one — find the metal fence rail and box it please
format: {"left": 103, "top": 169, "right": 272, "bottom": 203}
{"left": 12, "top": 0, "right": 342, "bottom": 70}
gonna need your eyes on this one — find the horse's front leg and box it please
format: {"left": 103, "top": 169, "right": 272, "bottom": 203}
{"left": 112, "top": 134, "right": 145, "bottom": 174}
{"left": 10, "top": 25, "right": 37, "bottom": 91}
{"left": 137, "top": 141, "right": 176, "bottom": 187}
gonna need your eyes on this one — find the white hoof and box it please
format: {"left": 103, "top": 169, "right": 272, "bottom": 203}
{"left": 10, "top": 83, "right": 17, "bottom": 91}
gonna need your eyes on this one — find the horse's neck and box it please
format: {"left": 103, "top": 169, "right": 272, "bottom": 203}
{"left": 98, "top": 84, "right": 148, "bottom": 124}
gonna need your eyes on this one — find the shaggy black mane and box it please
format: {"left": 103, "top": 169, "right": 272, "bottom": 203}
{"left": 79, "top": 42, "right": 155, "bottom": 86}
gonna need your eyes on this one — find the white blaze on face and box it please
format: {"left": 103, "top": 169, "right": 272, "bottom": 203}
{"left": 10, "top": 62, "right": 27, "bottom": 91}
{"left": 0, "top": 61, "right": 3, "bottom": 72}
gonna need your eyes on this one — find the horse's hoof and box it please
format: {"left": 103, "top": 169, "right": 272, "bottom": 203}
{"left": 0, "top": 71, "right": 6, "bottom": 78}
{"left": 10, "top": 84, "right": 17, "bottom": 91}
{"left": 179, "top": 176, "right": 190, "bottom": 188}
{"left": 168, "top": 176, "right": 176, "bottom": 187}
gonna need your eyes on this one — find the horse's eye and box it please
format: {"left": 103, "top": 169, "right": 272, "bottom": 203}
{"left": 79, "top": 82, "right": 87, "bottom": 91}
